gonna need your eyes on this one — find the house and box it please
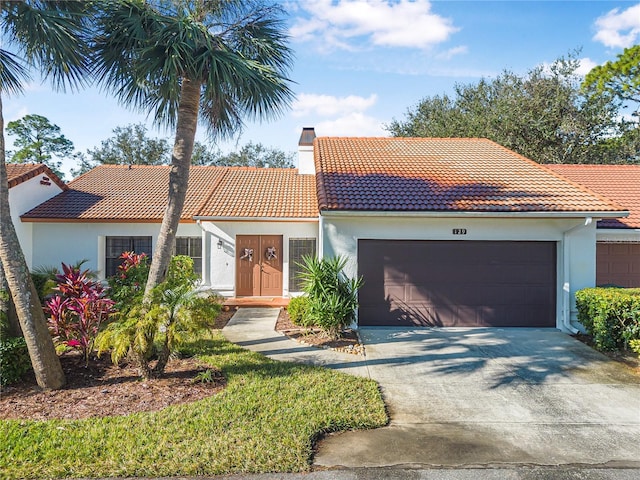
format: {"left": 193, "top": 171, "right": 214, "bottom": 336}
{"left": 547, "top": 165, "right": 640, "bottom": 288}
{"left": 6, "top": 163, "right": 67, "bottom": 268}
{"left": 19, "top": 130, "right": 627, "bottom": 331}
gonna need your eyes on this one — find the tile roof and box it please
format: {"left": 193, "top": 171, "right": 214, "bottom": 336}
{"left": 6, "top": 163, "right": 67, "bottom": 190}
{"left": 546, "top": 165, "right": 640, "bottom": 229}
{"left": 314, "top": 137, "right": 626, "bottom": 215}
{"left": 22, "top": 165, "right": 317, "bottom": 222}
{"left": 196, "top": 168, "right": 318, "bottom": 219}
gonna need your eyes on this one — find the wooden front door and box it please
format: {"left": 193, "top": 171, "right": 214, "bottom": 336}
{"left": 236, "top": 235, "right": 283, "bottom": 296}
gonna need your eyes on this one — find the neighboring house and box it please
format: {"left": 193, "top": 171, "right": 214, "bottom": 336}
{"left": 19, "top": 131, "right": 628, "bottom": 331}
{"left": 6, "top": 163, "right": 67, "bottom": 268}
{"left": 547, "top": 165, "right": 640, "bottom": 288}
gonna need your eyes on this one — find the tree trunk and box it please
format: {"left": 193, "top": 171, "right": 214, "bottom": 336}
{"left": 144, "top": 79, "right": 201, "bottom": 299}
{"left": 0, "top": 95, "right": 65, "bottom": 389}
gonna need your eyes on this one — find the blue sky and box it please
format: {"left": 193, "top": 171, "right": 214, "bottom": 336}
{"left": 3, "top": 0, "right": 640, "bottom": 178}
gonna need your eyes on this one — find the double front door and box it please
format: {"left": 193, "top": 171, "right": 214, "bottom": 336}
{"left": 235, "top": 235, "right": 283, "bottom": 296}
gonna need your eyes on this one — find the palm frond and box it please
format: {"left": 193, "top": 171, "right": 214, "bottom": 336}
{"left": 92, "top": 0, "right": 294, "bottom": 136}
{"left": 0, "top": 48, "right": 30, "bottom": 95}
{"left": 1, "top": 0, "right": 92, "bottom": 92}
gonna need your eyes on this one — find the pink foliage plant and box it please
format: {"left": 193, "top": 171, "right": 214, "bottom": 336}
{"left": 45, "top": 263, "right": 115, "bottom": 364}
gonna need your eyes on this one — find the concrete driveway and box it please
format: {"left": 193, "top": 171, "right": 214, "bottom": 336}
{"left": 315, "top": 327, "right": 640, "bottom": 468}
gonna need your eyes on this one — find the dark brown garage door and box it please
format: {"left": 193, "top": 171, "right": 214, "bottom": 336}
{"left": 358, "top": 240, "right": 556, "bottom": 327}
{"left": 597, "top": 242, "right": 640, "bottom": 287}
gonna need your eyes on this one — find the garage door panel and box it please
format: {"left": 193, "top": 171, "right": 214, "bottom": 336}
{"left": 597, "top": 243, "right": 640, "bottom": 287}
{"left": 358, "top": 240, "right": 556, "bottom": 327}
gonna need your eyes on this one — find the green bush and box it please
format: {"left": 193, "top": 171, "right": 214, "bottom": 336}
{"left": 287, "top": 295, "right": 312, "bottom": 326}
{"left": 575, "top": 287, "right": 640, "bottom": 352}
{"left": 298, "top": 255, "right": 363, "bottom": 340}
{"left": 0, "top": 337, "right": 32, "bottom": 387}
{"left": 97, "top": 256, "right": 215, "bottom": 379}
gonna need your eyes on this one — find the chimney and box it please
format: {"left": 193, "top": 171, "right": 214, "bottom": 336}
{"left": 297, "top": 127, "right": 316, "bottom": 175}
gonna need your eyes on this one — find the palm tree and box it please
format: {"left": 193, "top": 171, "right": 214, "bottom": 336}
{"left": 0, "top": 1, "right": 90, "bottom": 389}
{"left": 92, "top": 0, "right": 294, "bottom": 298}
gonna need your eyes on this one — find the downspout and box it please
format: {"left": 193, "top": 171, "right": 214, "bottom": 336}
{"left": 562, "top": 217, "right": 592, "bottom": 333}
{"left": 195, "top": 219, "right": 209, "bottom": 288}
{"left": 318, "top": 213, "right": 324, "bottom": 259}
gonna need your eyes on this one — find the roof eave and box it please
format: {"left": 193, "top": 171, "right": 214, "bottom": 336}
{"left": 319, "top": 209, "right": 630, "bottom": 219}
{"left": 194, "top": 216, "right": 319, "bottom": 222}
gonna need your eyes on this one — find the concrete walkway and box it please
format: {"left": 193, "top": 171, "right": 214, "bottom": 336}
{"left": 222, "top": 308, "right": 370, "bottom": 378}
{"left": 223, "top": 310, "right": 640, "bottom": 470}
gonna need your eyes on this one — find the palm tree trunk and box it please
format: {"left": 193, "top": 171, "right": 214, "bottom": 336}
{"left": 144, "top": 79, "right": 201, "bottom": 299}
{"left": 0, "top": 95, "right": 65, "bottom": 389}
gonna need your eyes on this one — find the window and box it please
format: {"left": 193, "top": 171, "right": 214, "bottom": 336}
{"left": 289, "top": 238, "right": 316, "bottom": 291}
{"left": 105, "top": 236, "right": 152, "bottom": 277}
{"left": 175, "top": 237, "right": 203, "bottom": 276}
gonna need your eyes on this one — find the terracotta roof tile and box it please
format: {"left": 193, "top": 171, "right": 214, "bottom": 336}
{"left": 314, "top": 137, "right": 625, "bottom": 214}
{"left": 547, "top": 165, "right": 640, "bottom": 229}
{"left": 197, "top": 167, "right": 317, "bottom": 218}
{"left": 6, "top": 163, "right": 67, "bottom": 190}
{"left": 22, "top": 165, "right": 317, "bottom": 222}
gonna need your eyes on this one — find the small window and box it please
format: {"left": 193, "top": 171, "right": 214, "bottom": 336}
{"left": 105, "top": 236, "right": 152, "bottom": 277}
{"left": 289, "top": 238, "right": 316, "bottom": 291}
{"left": 175, "top": 237, "right": 202, "bottom": 276}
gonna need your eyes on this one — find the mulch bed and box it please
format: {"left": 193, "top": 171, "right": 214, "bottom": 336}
{"left": 0, "top": 309, "right": 236, "bottom": 421}
{"left": 275, "top": 308, "right": 365, "bottom": 356}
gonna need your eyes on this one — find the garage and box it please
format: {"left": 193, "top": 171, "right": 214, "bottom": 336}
{"left": 358, "top": 240, "right": 556, "bottom": 327}
{"left": 597, "top": 242, "right": 640, "bottom": 287}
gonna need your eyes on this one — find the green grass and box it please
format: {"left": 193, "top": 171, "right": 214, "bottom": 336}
{"left": 1, "top": 332, "right": 388, "bottom": 479}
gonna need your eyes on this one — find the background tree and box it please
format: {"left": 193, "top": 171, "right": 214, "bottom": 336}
{"left": 6, "top": 114, "right": 73, "bottom": 178}
{"left": 72, "top": 123, "right": 171, "bottom": 176}
{"left": 583, "top": 45, "right": 640, "bottom": 106}
{"left": 0, "top": 1, "right": 91, "bottom": 389}
{"left": 93, "top": 0, "right": 294, "bottom": 300}
{"left": 196, "top": 141, "right": 295, "bottom": 167}
{"left": 388, "top": 52, "right": 633, "bottom": 164}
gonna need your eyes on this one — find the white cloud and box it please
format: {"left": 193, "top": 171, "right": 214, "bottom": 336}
{"left": 436, "top": 45, "right": 468, "bottom": 60}
{"left": 292, "top": 93, "right": 378, "bottom": 117}
{"left": 576, "top": 57, "right": 599, "bottom": 76}
{"left": 290, "top": 0, "right": 458, "bottom": 51}
{"left": 593, "top": 3, "right": 640, "bottom": 48}
{"left": 307, "top": 113, "right": 387, "bottom": 137}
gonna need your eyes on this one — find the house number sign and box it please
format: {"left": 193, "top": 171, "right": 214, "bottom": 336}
{"left": 452, "top": 228, "right": 467, "bottom": 235}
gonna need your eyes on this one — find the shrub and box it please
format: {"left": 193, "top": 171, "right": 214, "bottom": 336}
{"left": 0, "top": 337, "right": 31, "bottom": 387}
{"left": 108, "top": 251, "right": 149, "bottom": 309}
{"left": 298, "top": 255, "right": 363, "bottom": 340}
{"left": 575, "top": 287, "right": 640, "bottom": 352}
{"left": 97, "top": 256, "right": 218, "bottom": 379}
{"left": 162, "top": 255, "right": 198, "bottom": 291}
{"left": 45, "top": 263, "right": 115, "bottom": 364}
{"left": 287, "top": 295, "right": 312, "bottom": 326}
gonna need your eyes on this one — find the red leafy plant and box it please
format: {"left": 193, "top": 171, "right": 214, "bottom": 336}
{"left": 108, "top": 251, "right": 149, "bottom": 309}
{"left": 45, "top": 263, "right": 115, "bottom": 365}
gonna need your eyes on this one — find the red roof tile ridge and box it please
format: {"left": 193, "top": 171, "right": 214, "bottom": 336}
{"left": 8, "top": 163, "right": 67, "bottom": 191}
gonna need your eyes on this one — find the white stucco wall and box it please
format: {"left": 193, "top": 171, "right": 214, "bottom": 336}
{"left": 30, "top": 222, "right": 201, "bottom": 279}
{"left": 9, "top": 175, "right": 64, "bottom": 268}
{"left": 198, "top": 220, "right": 318, "bottom": 296}
{"left": 29, "top": 219, "right": 318, "bottom": 294}
{"left": 320, "top": 213, "right": 598, "bottom": 331}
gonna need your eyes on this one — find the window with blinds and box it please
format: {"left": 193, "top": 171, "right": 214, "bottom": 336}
{"left": 175, "top": 237, "right": 203, "bottom": 276}
{"left": 288, "top": 238, "right": 316, "bottom": 292}
{"left": 105, "top": 236, "right": 152, "bottom": 277}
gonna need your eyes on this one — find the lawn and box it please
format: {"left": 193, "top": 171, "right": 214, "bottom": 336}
{"left": 1, "top": 331, "right": 388, "bottom": 479}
